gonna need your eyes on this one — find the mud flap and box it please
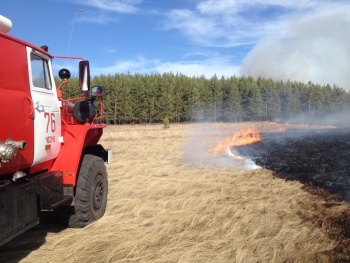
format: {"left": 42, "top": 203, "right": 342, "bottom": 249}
{"left": 83, "top": 144, "right": 112, "bottom": 164}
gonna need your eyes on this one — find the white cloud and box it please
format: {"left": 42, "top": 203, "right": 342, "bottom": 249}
{"left": 76, "top": 11, "right": 119, "bottom": 24}
{"left": 157, "top": 59, "right": 241, "bottom": 78}
{"left": 90, "top": 56, "right": 157, "bottom": 75}
{"left": 196, "top": 0, "right": 317, "bottom": 15}
{"left": 90, "top": 55, "right": 240, "bottom": 78}
{"left": 163, "top": 3, "right": 287, "bottom": 47}
{"left": 197, "top": 0, "right": 240, "bottom": 14}
{"left": 59, "top": 0, "right": 141, "bottom": 13}
{"left": 163, "top": 9, "right": 222, "bottom": 46}
{"left": 163, "top": 0, "right": 347, "bottom": 47}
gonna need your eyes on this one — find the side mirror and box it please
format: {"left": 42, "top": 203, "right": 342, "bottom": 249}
{"left": 79, "top": 60, "right": 90, "bottom": 91}
{"left": 91, "top": 86, "right": 105, "bottom": 97}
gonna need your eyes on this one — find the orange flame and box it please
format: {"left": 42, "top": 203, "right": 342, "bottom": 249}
{"left": 209, "top": 128, "right": 262, "bottom": 154}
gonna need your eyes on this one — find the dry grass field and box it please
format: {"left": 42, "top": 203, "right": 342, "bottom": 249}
{"left": 1, "top": 122, "right": 350, "bottom": 262}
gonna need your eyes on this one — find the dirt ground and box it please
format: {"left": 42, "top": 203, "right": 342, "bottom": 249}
{"left": 1, "top": 122, "right": 350, "bottom": 262}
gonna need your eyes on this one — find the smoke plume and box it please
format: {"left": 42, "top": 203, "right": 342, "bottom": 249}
{"left": 240, "top": 5, "right": 350, "bottom": 91}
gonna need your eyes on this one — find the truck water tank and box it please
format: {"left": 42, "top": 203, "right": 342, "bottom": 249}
{"left": 0, "top": 15, "right": 12, "bottom": 33}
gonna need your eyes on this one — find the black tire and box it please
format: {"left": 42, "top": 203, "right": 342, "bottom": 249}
{"left": 68, "top": 154, "right": 108, "bottom": 228}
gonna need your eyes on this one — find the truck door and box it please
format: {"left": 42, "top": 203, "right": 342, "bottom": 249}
{"left": 27, "top": 48, "right": 61, "bottom": 165}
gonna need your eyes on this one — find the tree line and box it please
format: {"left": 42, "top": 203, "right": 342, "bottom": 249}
{"left": 56, "top": 73, "right": 350, "bottom": 124}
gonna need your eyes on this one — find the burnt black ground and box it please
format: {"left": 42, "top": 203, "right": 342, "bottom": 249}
{"left": 235, "top": 128, "right": 350, "bottom": 202}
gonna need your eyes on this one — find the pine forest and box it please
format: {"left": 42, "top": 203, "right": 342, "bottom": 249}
{"left": 56, "top": 73, "right": 350, "bottom": 124}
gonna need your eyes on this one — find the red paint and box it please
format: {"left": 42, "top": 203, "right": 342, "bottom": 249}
{"left": 51, "top": 124, "right": 105, "bottom": 185}
{"left": 0, "top": 31, "right": 52, "bottom": 58}
{"left": 0, "top": 32, "right": 34, "bottom": 175}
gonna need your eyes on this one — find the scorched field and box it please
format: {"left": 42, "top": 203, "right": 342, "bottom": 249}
{"left": 1, "top": 122, "right": 350, "bottom": 262}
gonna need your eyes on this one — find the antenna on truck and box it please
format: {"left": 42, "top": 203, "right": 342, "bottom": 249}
{"left": 65, "top": 9, "right": 83, "bottom": 57}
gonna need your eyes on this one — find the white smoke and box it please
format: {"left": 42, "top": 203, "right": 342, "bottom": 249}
{"left": 240, "top": 5, "right": 350, "bottom": 91}
{"left": 222, "top": 147, "right": 261, "bottom": 169}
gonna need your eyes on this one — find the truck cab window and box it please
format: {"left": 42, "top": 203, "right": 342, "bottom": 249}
{"left": 30, "top": 53, "right": 52, "bottom": 90}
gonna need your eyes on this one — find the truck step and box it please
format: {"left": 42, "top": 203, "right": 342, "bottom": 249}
{"left": 45, "top": 196, "right": 73, "bottom": 208}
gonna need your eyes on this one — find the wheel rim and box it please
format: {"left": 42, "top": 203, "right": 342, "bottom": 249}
{"left": 93, "top": 173, "right": 104, "bottom": 211}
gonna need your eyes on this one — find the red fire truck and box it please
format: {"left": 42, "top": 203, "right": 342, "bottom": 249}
{"left": 0, "top": 14, "right": 111, "bottom": 246}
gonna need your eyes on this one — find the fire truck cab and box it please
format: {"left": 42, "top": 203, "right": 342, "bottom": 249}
{"left": 0, "top": 14, "right": 111, "bottom": 246}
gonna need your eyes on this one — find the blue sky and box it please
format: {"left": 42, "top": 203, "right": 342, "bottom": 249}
{"left": 1, "top": 0, "right": 350, "bottom": 90}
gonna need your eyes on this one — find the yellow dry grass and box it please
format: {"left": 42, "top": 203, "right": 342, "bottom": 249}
{"left": 1, "top": 122, "right": 348, "bottom": 262}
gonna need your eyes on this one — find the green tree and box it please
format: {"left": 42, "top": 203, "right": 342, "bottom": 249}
{"left": 209, "top": 74, "right": 222, "bottom": 122}
{"left": 257, "top": 77, "right": 281, "bottom": 121}
{"left": 222, "top": 76, "right": 243, "bottom": 122}
{"left": 239, "top": 76, "right": 264, "bottom": 121}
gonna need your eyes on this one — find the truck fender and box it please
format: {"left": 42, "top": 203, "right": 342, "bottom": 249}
{"left": 50, "top": 125, "right": 107, "bottom": 186}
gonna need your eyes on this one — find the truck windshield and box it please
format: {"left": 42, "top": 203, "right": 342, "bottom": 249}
{"left": 30, "top": 53, "right": 52, "bottom": 90}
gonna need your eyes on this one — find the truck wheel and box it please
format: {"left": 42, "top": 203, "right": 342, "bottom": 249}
{"left": 69, "top": 154, "right": 108, "bottom": 228}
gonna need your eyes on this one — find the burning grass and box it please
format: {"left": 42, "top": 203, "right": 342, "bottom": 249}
{"left": 209, "top": 127, "right": 262, "bottom": 153}
{"left": 1, "top": 122, "right": 349, "bottom": 262}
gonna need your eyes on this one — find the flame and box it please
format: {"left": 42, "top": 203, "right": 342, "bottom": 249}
{"left": 209, "top": 128, "right": 262, "bottom": 154}
{"left": 268, "top": 121, "right": 337, "bottom": 132}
